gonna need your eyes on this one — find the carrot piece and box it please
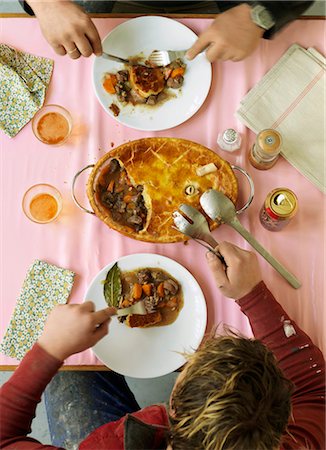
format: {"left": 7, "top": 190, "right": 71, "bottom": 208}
{"left": 103, "top": 74, "right": 117, "bottom": 94}
{"left": 121, "top": 299, "right": 132, "bottom": 308}
{"left": 107, "top": 180, "right": 115, "bottom": 192}
{"left": 157, "top": 282, "right": 165, "bottom": 298}
{"left": 132, "top": 283, "right": 143, "bottom": 300}
{"left": 170, "top": 67, "right": 185, "bottom": 78}
{"left": 123, "top": 194, "right": 133, "bottom": 203}
{"left": 142, "top": 284, "right": 152, "bottom": 296}
{"left": 127, "top": 202, "right": 136, "bottom": 210}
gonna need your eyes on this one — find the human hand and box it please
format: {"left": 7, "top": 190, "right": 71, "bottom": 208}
{"left": 206, "top": 241, "right": 262, "bottom": 299}
{"left": 27, "top": 0, "right": 102, "bottom": 59}
{"left": 186, "top": 4, "right": 264, "bottom": 62}
{"left": 38, "top": 302, "right": 116, "bottom": 361}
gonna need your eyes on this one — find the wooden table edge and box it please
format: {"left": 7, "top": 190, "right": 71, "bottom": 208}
{"left": 0, "top": 12, "right": 324, "bottom": 19}
{"left": 0, "top": 364, "right": 109, "bottom": 371}
{"left": 0, "top": 364, "right": 183, "bottom": 372}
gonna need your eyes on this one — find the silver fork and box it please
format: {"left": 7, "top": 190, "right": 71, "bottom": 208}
{"left": 114, "top": 300, "right": 147, "bottom": 317}
{"left": 172, "top": 204, "right": 224, "bottom": 262}
{"left": 148, "top": 49, "right": 187, "bottom": 66}
{"left": 101, "top": 52, "right": 132, "bottom": 64}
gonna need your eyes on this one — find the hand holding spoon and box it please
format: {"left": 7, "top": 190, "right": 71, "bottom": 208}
{"left": 200, "top": 190, "right": 301, "bottom": 289}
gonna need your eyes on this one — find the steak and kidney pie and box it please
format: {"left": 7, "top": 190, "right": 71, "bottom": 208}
{"left": 87, "top": 137, "right": 238, "bottom": 243}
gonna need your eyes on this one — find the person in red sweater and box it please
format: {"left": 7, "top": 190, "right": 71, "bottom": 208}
{"left": 0, "top": 242, "right": 325, "bottom": 449}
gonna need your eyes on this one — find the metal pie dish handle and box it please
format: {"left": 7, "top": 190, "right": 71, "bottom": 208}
{"left": 71, "top": 164, "right": 95, "bottom": 215}
{"left": 231, "top": 165, "right": 254, "bottom": 214}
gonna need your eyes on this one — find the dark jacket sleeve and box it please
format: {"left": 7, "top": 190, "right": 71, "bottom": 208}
{"left": 0, "top": 343, "right": 64, "bottom": 449}
{"left": 257, "top": 1, "right": 315, "bottom": 38}
{"left": 20, "top": 0, "right": 115, "bottom": 15}
{"left": 237, "top": 281, "right": 325, "bottom": 450}
{"left": 19, "top": 1, "right": 34, "bottom": 15}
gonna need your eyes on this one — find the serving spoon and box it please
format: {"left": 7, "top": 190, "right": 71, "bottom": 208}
{"left": 200, "top": 190, "right": 301, "bottom": 289}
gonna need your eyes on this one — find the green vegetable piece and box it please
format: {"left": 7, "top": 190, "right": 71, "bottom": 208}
{"left": 103, "top": 262, "right": 122, "bottom": 308}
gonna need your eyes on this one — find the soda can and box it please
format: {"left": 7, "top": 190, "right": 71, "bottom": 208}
{"left": 260, "top": 188, "right": 298, "bottom": 231}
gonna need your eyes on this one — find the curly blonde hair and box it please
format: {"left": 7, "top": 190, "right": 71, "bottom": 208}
{"left": 170, "top": 332, "right": 293, "bottom": 450}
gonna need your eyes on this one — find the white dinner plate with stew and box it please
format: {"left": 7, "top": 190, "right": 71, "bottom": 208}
{"left": 93, "top": 16, "right": 212, "bottom": 131}
{"left": 85, "top": 253, "right": 207, "bottom": 378}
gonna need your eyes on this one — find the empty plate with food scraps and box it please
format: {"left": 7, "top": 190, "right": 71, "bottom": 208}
{"left": 85, "top": 253, "right": 207, "bottom": 378}
{"left": 93, "top": 16, "right": 212, "bottom": 131}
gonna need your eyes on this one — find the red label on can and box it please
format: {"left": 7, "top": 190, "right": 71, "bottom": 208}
{"left": 265, "top": 207, "right": 279, "bottom": 220}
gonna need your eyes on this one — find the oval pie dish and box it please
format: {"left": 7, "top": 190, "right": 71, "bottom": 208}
{"left": 83, "top": 138, "right": 238, "bottom": 243}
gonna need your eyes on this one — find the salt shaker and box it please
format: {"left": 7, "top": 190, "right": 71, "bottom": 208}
{"left": 217, "top": 128, "right": 242, "bottom": 152}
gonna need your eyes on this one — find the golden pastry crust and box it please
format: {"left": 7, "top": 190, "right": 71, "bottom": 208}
{"left": 129, "top": 65, "right": 165, "bottom": 98}
{"left": 87, "top": 138, "right": 238, "bottom": 243}
{"left": 126, "top": 311, "right": 162, "bottom": 328}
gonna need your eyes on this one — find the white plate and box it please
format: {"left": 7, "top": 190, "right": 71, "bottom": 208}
{"left": 93, "top": 16, "right": 212, "bottom": 131}
{"left": 85, "top": 253, "right": 207, "bottom": 378}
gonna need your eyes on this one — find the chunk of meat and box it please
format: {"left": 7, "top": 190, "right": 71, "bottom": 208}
{"left": 116, "top": 70, "right": 129, "bottom": 83}
{"left": 137, "top": 269, "right": 153, "bottom": 284}
{"left": 144, "top": 295, "right": 159, "bottom": 313}
{"left": 101, "top": 191, "right": 116, "bottom": 206}
{"left": 166, "top": 76, "right": 184, "bottom": 89}
{"left": 127, "top": 214, "right": 143, "bottom": 226}
{"left": 108, "top": 159, "right": 120, "bottom": 174}
{"left": 146, "top": 95, "right": 157, "bottom": 106}
{"left": 163, "top": 279, "right": 179, "bottom": 295}
{"left": 157, "top": 92, "right": 168, "bottom": 103}
{"left": 129, "top": 89, "right": 147, "bottom": 104}
{"left": 109, "top": 103, "right": 120, "bottom": 116}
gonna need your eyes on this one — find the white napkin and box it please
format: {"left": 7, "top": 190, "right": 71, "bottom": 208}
{"left": 236, "top": 44, "right": 325, "bottom": 194}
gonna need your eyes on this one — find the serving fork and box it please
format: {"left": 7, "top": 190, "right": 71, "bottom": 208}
{"left": 172, "top": 204, "right": 224, "bottom": 262}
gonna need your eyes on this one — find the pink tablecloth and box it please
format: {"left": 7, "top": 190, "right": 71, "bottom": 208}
{"left": 0, "top": 18, "right": 325, "bottom": 366}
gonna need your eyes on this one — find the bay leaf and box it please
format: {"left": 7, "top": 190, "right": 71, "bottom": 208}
{"left": 103, "top": 262, "right": 122, "bottom": 308}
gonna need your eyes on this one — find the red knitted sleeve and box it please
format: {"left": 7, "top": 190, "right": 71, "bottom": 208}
{"left": 237, "top": 282, "right": 325, "bottom": 450}
{"left": 0, "top": 343, "right": 63, "bottom": 449}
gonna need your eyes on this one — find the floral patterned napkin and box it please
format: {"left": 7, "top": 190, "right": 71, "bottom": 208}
{"left": 0, "top": 260, "right": 75, "bottom": 360}
{"left": 0, "top": 44, "right": 54, "bottom": 138}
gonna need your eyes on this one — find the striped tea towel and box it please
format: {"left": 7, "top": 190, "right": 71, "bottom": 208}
{"left": 236, "top": 44, "right": 325, "bottom": 194}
